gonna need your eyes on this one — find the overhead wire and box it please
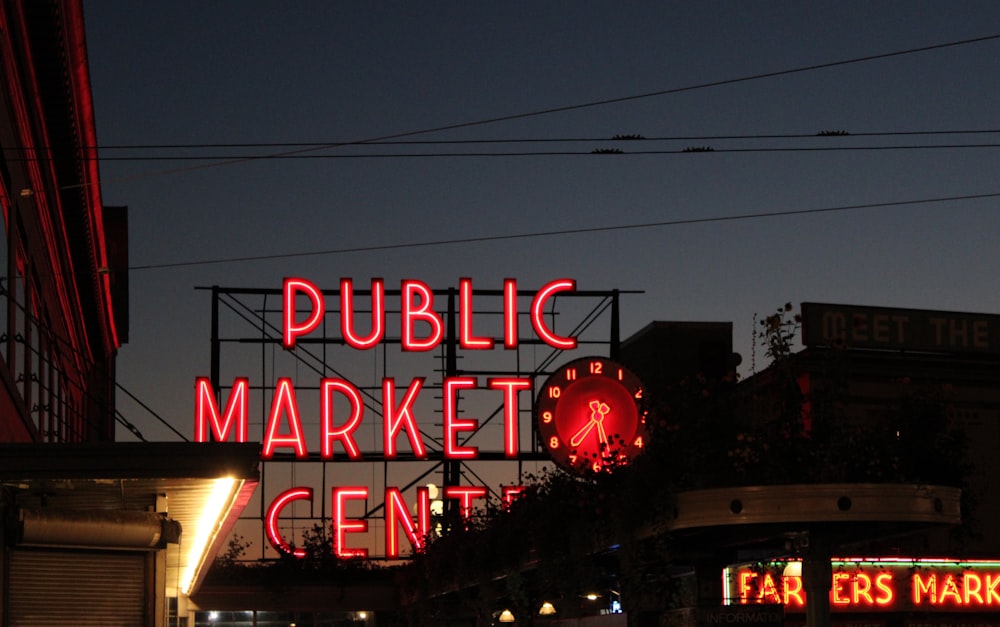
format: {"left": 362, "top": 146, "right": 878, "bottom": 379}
{"left": 129, "top": 191, "right": 1000, "bottom": 271}
{"left": 59, "top": 32, "right": 1000, "bottom": 187}
{"left": 42, "top": 127, "right": 1000, "bottom": 152}
{"left": 19, "top": 33, "right": 994, "bottom": 442}
{"left": 83, "top": 141, "right": 1000, "bottom": 161}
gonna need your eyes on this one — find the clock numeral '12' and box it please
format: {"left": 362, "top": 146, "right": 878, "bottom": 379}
{"left": 589, "top": 360, "right": 603, "bottom": 375}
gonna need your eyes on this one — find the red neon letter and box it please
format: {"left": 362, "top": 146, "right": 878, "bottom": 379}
{"left": 385, "top": 487, "right": 431, "bottom": 558}
{"left": 443, "top": 486, "right": 488, "bottom": 520}
{"left": 939, "top": 574, "right": 962, "bottom": 605}
{"left": 443, "top": 377, "right": 479, "bottom": 459}
{"left": 853, "top": 573, "right": 874, "bottom": 605}
{"left": 964, "top": 573, "right": 984, "bottom": 605}
{"left": 195, "top": 377, "right": 248, "bottom": 442}
{"left": 531, "top": 279, "right": 577, "bottom": 349}
{"left": 458, "top": 278, "right": 494, "bottom": 349}
{"left": 782, "top": 575, "right": 804, "bottom": 606}
{"left": 283, "top": 277, "right": 325, "bottom": 349}
{"left": 383, "top": 378, "right": 428, "bottom": 459}
{"left": 503, "top": 278, "right": 518, "bottom": 349}
{"left": 265, "top": 487, "right": 312, "bottom": 557}
{"left": 502, "top": 485, "right": 526, "bottom": 509}
{"left": 333, "top": 487, "right": 369, "bottom": 558}
{"left": 832, "top": 572, "right": 851, "bottom": 605}
{"left": 874, "top": 572, "right": 894, "bottom": 606}
{"left": 320, "top": 379, "right": 363, "bottom": 459}
{"left": 913, "top": 573, "right": 937, "bottom": 604}
{"left": 341, "top": 278, "right": 385, "bottom": 349}
{"left": 985, "top": 574, "right": 1000, "bottom": 605}
{"left": 760, "top": 573, "right": 781, "bottom": 604}
{"left": 489, "top": 377, "right": 531, "bottom": 457}
{"left": 262, "top": 378, "right": 308, "bottom": 459}
{"left": 401, "top": 280, "right": 443, "bottom": 351}
{"left": 738, "top": 571, "right": 757, "bottom": 604}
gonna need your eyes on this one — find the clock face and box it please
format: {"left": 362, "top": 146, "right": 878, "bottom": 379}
{"left": 536, "top": 356, "right": 648, "bottom": 474}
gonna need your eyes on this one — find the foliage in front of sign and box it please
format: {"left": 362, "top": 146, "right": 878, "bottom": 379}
{"left": 401, "top": 302, "right": 974, "bottom": 622}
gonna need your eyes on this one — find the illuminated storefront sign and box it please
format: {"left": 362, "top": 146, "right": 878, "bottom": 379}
{"left": 801, "top": 303, "right": 999, "bottom": 354}
{"left": 726, "top": 559, "right": 1000, "bottom": 612}
{"left": 194, "top": 277, "right": 576, "bottom": 558}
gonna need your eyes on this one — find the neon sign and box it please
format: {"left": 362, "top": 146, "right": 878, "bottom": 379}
{"left": 195, "top": 278, "right": 577, "bottom": 558}
{"left": 727, "top": 559, "right": 1000, "bottom": 612}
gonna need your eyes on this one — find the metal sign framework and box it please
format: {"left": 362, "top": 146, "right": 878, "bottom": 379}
{"left": 199, "top": 283, "right": 638, "bottom": 559}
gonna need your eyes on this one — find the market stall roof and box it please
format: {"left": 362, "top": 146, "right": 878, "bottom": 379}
{"left": 0, "top": 442, "right": 260, "bottom": 596}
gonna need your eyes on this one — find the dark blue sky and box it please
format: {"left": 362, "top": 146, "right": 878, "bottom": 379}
{"left": 83, "top": 1, "right": 1000, "bottom": 446}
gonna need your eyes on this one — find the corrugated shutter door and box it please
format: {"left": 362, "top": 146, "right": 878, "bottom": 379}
{"left": 9, "top": 548, "right": 145, "bottom": 626}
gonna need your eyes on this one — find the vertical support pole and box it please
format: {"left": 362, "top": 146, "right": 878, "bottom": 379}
{"left": 802, "top": 540, "right": 831, "bottom": 627}
{"left": 443, "top": 289, "right": 460, "bottom": 512}
{"left": 610, "top": 289, "right": 621, "bottom": 361}
{"left": 209, "top": 286, "right": 220, "bottom": 444}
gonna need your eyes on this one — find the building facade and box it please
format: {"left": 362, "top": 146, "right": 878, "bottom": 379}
{"left": 0, "top": 3, "right": 259, "bottom": 626}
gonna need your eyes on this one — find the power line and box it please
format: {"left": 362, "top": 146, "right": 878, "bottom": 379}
{"left": 54, "top": 128, "right": 1000, "bottom": 150}
{"left": 129, "top": 191, "right": 1000, "bottom": 271}
{"left": 78, "top": 142, "right": 1000, "bottom": 161}
{"left": 77, "top": 32, "right": 1000, "bottom": 187}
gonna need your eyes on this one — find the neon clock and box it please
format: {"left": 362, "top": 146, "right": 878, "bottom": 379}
{"left": 535, "top": 356, "right": 648, "bottom": 474}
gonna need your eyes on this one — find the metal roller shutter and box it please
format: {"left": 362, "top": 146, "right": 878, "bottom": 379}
{"left": 9, "top": 548, "right": 146, "bottom": 626}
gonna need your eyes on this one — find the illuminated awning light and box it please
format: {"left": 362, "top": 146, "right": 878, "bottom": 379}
{"left": 538, "top": 601, "right": 557, "bottom": 616}
{"left": 180, "top": 477, "right": 241, "bottom": 595}
{"left": 499, "top": 609, "right": 516, "bottom": 622}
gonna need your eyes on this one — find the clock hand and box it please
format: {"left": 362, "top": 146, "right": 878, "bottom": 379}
{"left": 569, "top": 400, "right": 612, "bottom": 448}
{"left": 596, "top": 420, "right": 609, "bottom": 448}
{"left": 570, "top": 419, "right": 597, "bottom": 447}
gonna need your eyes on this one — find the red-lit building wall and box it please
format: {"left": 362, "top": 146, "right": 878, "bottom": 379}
{"left": 0, "top": 0, "right": 126, "bottom": 443}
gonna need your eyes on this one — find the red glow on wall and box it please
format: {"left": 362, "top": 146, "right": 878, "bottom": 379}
{"left": 194, "top": 377, "right": 249, "bottom": 443}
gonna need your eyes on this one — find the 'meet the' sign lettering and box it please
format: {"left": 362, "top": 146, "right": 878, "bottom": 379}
{"left": 194, "top": 277, "right": 576, "bottom": 559}
{"left": 801, "top": 303, "right": 1000, "bottom": 355}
